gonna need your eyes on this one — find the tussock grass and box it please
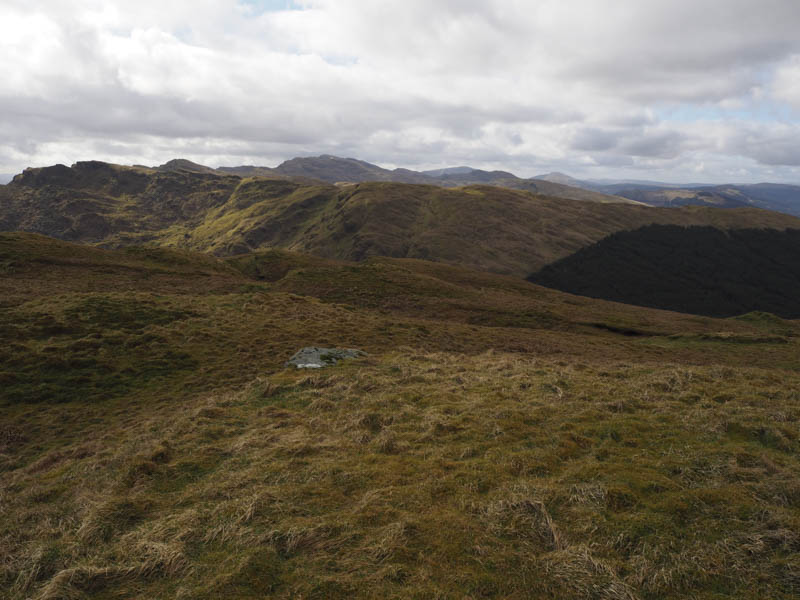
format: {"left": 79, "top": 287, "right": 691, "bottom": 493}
{"left": 3, "top": 234, "right": 800, "bottom": 598}
{"left": 3, "top": 352, "right": 800, "bottom": 598}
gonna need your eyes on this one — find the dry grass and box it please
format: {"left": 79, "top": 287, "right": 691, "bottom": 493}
{"left": 2, "top": 233, "right": 800, "bottom": 598}
{"left": 3, "top": 352, "right": 800, "bottom": 599}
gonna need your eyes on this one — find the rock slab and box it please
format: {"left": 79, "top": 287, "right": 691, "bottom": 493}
{"left": 285, "top": 347, "right": 366, "bottom": 369}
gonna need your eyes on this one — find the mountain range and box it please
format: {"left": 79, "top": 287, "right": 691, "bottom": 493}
{"left": 157, "top": 155, "right": 800, "bottom": 217}
{"left": 7, "top": 154, "right": 798, "bottom": 216}
{"left": 2, "top": 159, "right": 798, "bottom": 280}
{"left": 534, "top": 172, "right": 800, "bottom": 217}
{"left": 2, "top": 156, "right": 800, "bottom": 317}
{"left": 182, "top": 155, "right": 640, "bottom": 205}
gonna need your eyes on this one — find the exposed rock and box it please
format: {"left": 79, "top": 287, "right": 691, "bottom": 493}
{"left": 285, "top": 347, "right": 366, "bottom": 369}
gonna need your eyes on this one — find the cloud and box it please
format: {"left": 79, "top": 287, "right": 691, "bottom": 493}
{"left": 0, "top": 0, "right": 799, "bottom": 182}
{"left": 773, "top": 54, "right": 800, "bottom": 109}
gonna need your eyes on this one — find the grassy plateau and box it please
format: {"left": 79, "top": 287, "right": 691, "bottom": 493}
{"left": 2, "top": 232, "right": 800, "bottom": 599}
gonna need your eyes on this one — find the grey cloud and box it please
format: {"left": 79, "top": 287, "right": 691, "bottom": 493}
{"left": 1, "top": 0, "right": 800, "bottom": 183}
{"left": 570, "top": 128, "right": 619, "bottom": 152}
{"left": 618, "top": 131, "right": 688, "bottom": 159}
{"left": 752, "top": 145, "right": 800, "bottom": 167}
{"left": 722, "top": 127, "right": 800, "bottom": 167}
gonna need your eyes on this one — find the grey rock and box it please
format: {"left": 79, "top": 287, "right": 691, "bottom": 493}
{"left": 285, "top": 347, "right": 366, "bottom": 369}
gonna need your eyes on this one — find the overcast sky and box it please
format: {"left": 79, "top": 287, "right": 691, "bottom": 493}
{"left": 2, "top": 0, "right": 800, "bottom": 183}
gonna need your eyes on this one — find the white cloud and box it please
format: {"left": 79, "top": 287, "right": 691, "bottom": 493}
{"left": 0, "top": 0, "right": 799, "bottom": 182}
{"left": 773, "top": 54, "right": 800, "bottom": 109}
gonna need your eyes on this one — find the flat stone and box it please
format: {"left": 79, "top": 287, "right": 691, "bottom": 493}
{"left": 285, "top": 347, "right": 366, "bottom": 369}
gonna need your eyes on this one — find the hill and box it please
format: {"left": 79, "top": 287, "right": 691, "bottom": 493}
{"left": 532, "top": 171, "right": 592, "bottom": 188}
{"left": 222, "top": 156, "right": 639, "bottom": 204}
{"left": 269, "top": 155, "right": 432, "bottom": 185}
{"left": 430, "top": 169, "right": 641, "bottom": 204}
{"left": 528, "top": 225, "right": 800, "bottom": 318}
{"left": 204, "top": 155, "right": 636, "bottom": 204}
{"left": 155, "top": 159, "right": 219, "bottom": 174}
{"left": 3, "top": 232, "right": 800, "bottom": 599}
{"left": 514, "top": 179, "right": 800, "bottom": 216}
{"left": 613, "top": 183, "right": 800, "bottom": 217}
{"left": 3, "top": 161, "right": 799, "bottom": 278}
{"left": 530, "top": 172, "right": 800, "bottom": 217}
{"left": 421, "top": 166, "right": 474, "bottom": 176}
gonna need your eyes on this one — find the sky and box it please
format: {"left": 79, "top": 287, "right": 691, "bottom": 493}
{"left": 1, "top": 0, "right": 800, "bottom": 183}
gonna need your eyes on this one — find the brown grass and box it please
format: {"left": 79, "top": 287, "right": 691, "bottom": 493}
{"left": 3, "top": 352, "right": 800, "bottom": 598}
{"left": 2, "top": 233, "right": 800, "bottom": 598}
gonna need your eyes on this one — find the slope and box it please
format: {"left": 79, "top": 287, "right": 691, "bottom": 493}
{"left": 528, "top": 224, "right": 800, "bottom": 318}
{"left": 180, "top": 180, "right": 800, "bottom": 276}
{"left": 3, "top": 233, "right": 800, "bottom": 599}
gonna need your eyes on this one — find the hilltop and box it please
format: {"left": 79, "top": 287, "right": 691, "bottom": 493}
{"left": 3, "top": 232, "right": 800, "bottom": 599}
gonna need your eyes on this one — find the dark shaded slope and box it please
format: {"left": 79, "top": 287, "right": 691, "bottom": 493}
{"left": 528, "top": 224, "right": 800, "bottom": 317}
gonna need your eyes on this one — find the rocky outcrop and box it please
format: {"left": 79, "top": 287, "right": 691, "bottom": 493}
{"left": 285, "top": 347, "right": 366, "bottom": 369}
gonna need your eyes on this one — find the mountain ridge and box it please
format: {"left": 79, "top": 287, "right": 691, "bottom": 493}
{"left": 151, "top": 155, "right": 640, "bottom": 204}
{"left": 4, "top": 160, "right": 800, "bottom": 279}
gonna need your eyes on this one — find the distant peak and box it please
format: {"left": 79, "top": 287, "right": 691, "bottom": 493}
{"left": 156, "top": 159, "right": 216, "bottom": 173}
{"left": 533, "top": 171, "right": 586, "bottom": 187}
{"left": 422, "top": 166, "right": 476, "bottom": 177}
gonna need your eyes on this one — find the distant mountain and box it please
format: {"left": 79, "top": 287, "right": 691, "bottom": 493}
{"left": 2, "top": 160, "right": 798, "bottom": 278}
{"left": 612, "top": 183, "right": 800, "bottom": 217}
{"left": 529, "top": 224, "right": 800, "bottom": 318}
{"left": 422, "top": 166, "right": 475, "bottom": 177}
{"left": 216, "top": 165, "right": 279, "bottom": 178}
{"left": 271, "top": 155, "right": 394, "bottom": 182}
{"left": 587, "top": 178, "right": 704, "bottom": 191}
{"left": 533, "top": 172, "right": 591, "bottom": 188}
{"left": 532, "top": 171, "right": 800, "bottom": 217}
{"left": 533, "top": 173, "right": 713, "bottom": 193}
{"left": 212, "top": 156, "right": 637, "bottom": 204}
{"left": 156, "top": 158, "right": 219, "bottom": 174}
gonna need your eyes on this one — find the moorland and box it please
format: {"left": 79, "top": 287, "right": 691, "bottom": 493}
{"left": 2, "top": 159, "right": 800, "bottom": 599}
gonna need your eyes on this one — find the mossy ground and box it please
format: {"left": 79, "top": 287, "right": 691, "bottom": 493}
{"left": 2, "top": 233, "right": 800, "bottom": 599}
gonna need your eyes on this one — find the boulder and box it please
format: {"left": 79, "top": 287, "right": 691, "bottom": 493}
{"left": 285, "top": 347, "right": 366, "bottom": 369}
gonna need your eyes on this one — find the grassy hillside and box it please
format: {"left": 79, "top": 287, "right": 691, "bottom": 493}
{"left": 3, "top": 163, "right": 800, "bottom": 278}
{"left": 3, "top": 233, "right": 800, "bottom": 599}
{"left": 180, "top": 180, "right": 800, "bottom": 275}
